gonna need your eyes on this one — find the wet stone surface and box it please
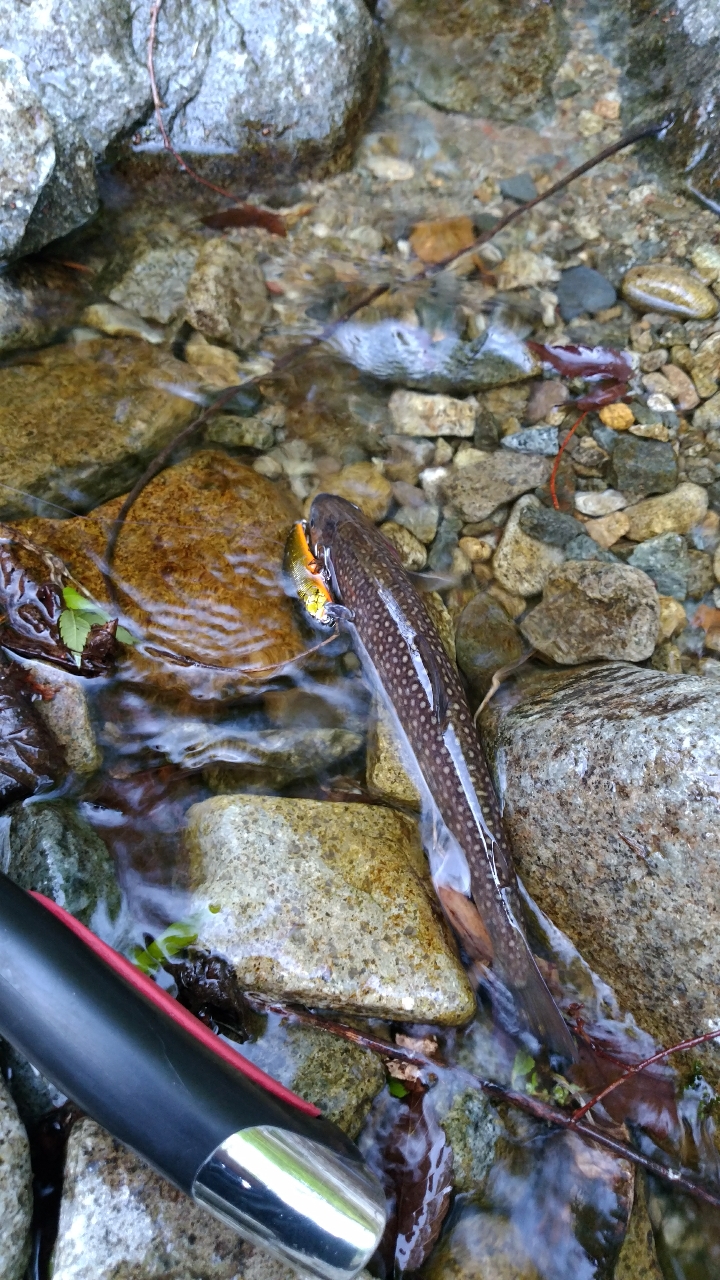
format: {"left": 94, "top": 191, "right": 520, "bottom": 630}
{"left": 185, "top": 794, "right": 475, "bottom": 1024}
{"left": 2, "top": 799, "right": 120, "bottom": 925}
{"left": 520, "top": 561, "right": 660, "bottom": 664}
{"left": 0, "top": 1076, "right": 32, "bottom": 1280}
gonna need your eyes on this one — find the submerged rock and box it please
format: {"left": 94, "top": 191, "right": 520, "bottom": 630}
{"left": 3, "top": 799, "right": 120, "bottom": 924}
{"left": 556, "top": 265, "right": 616, "bottom": 322}
{"left": 22, "top": 660, "right": 100, "bottom": 776}
{"left": 0, "top": 1078, "right": 32, "bottom": 1280}
{"left": 492, "top": 495, "right": 565, "bottom": 597}
{"left": 183, "top": 240, "right": 272, "bottom": 352}
{"left": 185, "top": 794, "right": 475, "bottom": 1024}
{"left": 443, "top": 455, "right": 552, "bottom": 523}
{"left": 610, "top": 434, "right": 678, "bottom": 498}
{"left": 0, "top": 338, "right": 201, "bottom": 520}
{"left": 628, "top": 532, "right": 690, "bottom": 601}
{"left": 437, "top": 1087, "right": 502, "bottom": 1193}
{"left": 621, "top": 264, "right": 718, "bottom": 321}
{"left": 625, "top": 482, "right": 709, "bottom": 541}
{"left": 203, "top": 727, "right": 364, "bottom": 792}
{"left": 455, "top": 592, "right": 525, "bottom": 700}
{"left": 327, "top": 321, "right": 540, "bottom": 394}
{"left": 520, "top": 561, "right": 659, "bottom": 663}
{"left": 0, "top": 658, "right": 57, "bottom": 805}
{"left": 19, "top": 452, "right": 305, "bottom": 701}
{"left": 108, "top": 242, "right": 201, "bottom": 325}
{"left": 366, "top": 698, "right": 421, "bottom": 810}
{"left": 479, "top": 663, "right": 720, "bottom": 1085}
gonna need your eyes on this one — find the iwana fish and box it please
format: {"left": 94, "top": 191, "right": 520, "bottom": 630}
{"left": 307, "top": 493, "right": 575, "bottom": 1061}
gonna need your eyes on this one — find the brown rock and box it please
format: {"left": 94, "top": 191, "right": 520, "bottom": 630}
{"left": 661, "top": 363, "right": 700, "bottom": 411}
{"left": 520, "top": 562, "right": 660, "bottom": 663}
{"left": 184, "top": 239, "right": 272, "bottom": 351}
{"left": 455, "top": 592, "right": 525, "bottom": 699}
{"left": 584, "top": 509, "right": 630, "bottom": 549}
{"left": 443, "top": 453, "right": 552, "bottom": 522}
{"left": 524, "top": 379, "right": 569, "bottom": 425}
{"left": 409, "top": 216, "right": 475, "bottom": 265}
{"left": 311, "top": 461, "right": 393, "bottom": 522}
{"left": 18, "top": 452, "right": 304, "bottom": 700}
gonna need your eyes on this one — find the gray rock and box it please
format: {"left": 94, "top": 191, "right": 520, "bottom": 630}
{"left": 492, "top": 495, "right": 565, "bottom": 597}
{"left": 0, "top": 265, "right": 82, "bottom": 354}
{"left": 556, "top": 266, "right": 616, "bottom": 322}
{"left": 184, "top": 239, "right": 273, "bottom": 352}
{"left": 0, "top": 49, "right": 55, "bottom": 258}
{"left": 520, "top": 561, "right": 660, "bottom": 662}
{"left": 202, "top": 727, "right": 365, "bottom": 792}
{"left": 234, "top": 1021, "right": 385, "bottom": 1140}
{"left": 204, "top": 413, "right": 277, "bottom": 453}
{"left": 3, "top": 799, "right": 120, "bottom": 925}
{"left": 18, "top": 126, "right": 98, "bottom": 258}
{"left": 455, "top": 592, "right": 525, "bottom": 699}
{"left": 328, "top": 320, "right": 540, "bottom": 394}
{"left": 564, "top": 534, "right": 619, "bottom": 564}
{"left": 184, "top": 794, "right": 476, "bottom": 1024}
{"left": 500, "top": 172, "right": 538, "bottom": 203}
{"left": 0, "top": 1077, "right": 32, "bottom": 1280}
{"left": 394, "top": 500, "right": 440, "bottom": 544}
{"left": 479, "top": 663, "right": 720, "bottom": 1085}
{"left": 24, "top": 660, "right": 101, "bottom": 776}
{"left": 109, "top": 242, "right": 201, "bottom": 325}
{"left": 500, "top": 426, "right": 559, "bottom": 456}
{"left": 443, "top": 454, "right": 552, "bottom": 523}
{"left": 611, "top": 435, "right": 678, "bottom": 498}
{"left": 437, "top": 1088, "right": 502, "bottom": 1193}
{"left": 427, "top": 513, "right": 463, "bottom": 571}
{"left": 518, "top": 504, "right": 583, "bottom": 547}
{"left": 628, "top": 532, "right": 690, "bottom": 601}
{"left": 52, "top": 1117, "right": 327, "bottom": 1280}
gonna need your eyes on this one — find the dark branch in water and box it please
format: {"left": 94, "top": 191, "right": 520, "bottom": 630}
{"left": 259, "top": 1000, "right": 720, "bottom": 1211}
{"left": 571, "top": 1025, "right": 720, "bottom": 1122}
{"left": 103, "top": 118, "right": 667, "bottom": 588}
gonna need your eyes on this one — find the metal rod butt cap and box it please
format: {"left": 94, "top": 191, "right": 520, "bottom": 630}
{"left": 192, "top": 1125, "right": 387, "bottom": 1280}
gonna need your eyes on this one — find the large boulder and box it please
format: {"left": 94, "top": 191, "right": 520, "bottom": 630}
{"left": 0, "top": 0, "right": 382, "bottom": 260}
{"left": 0, "top": 1078, "right": 32, "bottom": 1280}
{"left": 479, "top": 663, "right": 720, "bottom": 1084}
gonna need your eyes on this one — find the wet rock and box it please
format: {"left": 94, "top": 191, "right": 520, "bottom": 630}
{"left": 687, "top": 548, "right": 716, "bottom": 599}
{"left": 409, "top": 216, "right": 475, "bottom": 265}
{"left": 427, "top": 513, "right": 463, "bottom": 572}
{"left": 525, "top": 379, "right": 569, "bottom": 425}
{"left": 691, "top": 244, "right": 720, "bottom": 285}
{"left": 203, "top": 727, "right": 364, "bottom": 793}
{"left": 615, "top": 1172, "right": 664, "bottom": 1280}
{"left": 394, "top": 501, "right": 439, "bottom": 545}
{"left": 204, "top": 411, "right": 277, "bottom": 453}
{"left": 0, "top": 1077, "right": 32, "bottom": 1280}
{"left": 518, "top": 503, "right": 583, "bottom": 546}
{"left": 455, "top": 592, "right": 525, "bottom": 699}
{"left": 574, "top": 489, "right": 627, "bottom": 516}
{"left": 380, "top": 521, "right": 427, "bottom": 570}
{"left": 388, "top": 390, "right": 476, "bottom": 438}
{"left": 556, "top": 265, "right": 616, "bottom": 322}
{"left": 661, "top": 363, "right": 699, "bottom": 411}
{"left": 621, "top": 265, "right": 718, "bottom": 320}
{"left": 3, "top": 799, "right": 119, "bottom": 924}
{"left": 499, "top": 173, "right": 537, "bottom": 204}
{"left": 51, "top": 1117, "right": 310, "bottom": 1280}
{"left": 237, "top": 1021, "right": 385, "bottom": 1140}
{"left": 598, "top": 401, "right": 634, "bottom": 432}
{"left": 443, "top": 454, "right": 552, "bottom": 523}
{"left": 185, "top": 794, "right": 475, "bottom": 1024}
{"left": 492, "top": 496, "right": 565, "bottom": 597}
{"left": 0, "top": 268, "right": 80, "bottom": 354}
{"left": 610, "top": 435, "right": 678, "bottom": 498}
{"left": 584, "top": 508, "right": 630, "bottom": 550}
{"left": 693, "top": 390, "right": 720, "bottom": 431}
{"left": 495, "top": 249, "right": 559, "bottom": 292}
{"left": 23, "top": 660, "right": 101, "bottom": 776}
{"left": 625, "top": 482, "right": 709, "bottom": 541}
{"left": 438, "top": 1088, "right": 502, "bottom": 1193}
{"left": 108, "top": 242, "right": 201, "bottom": 325}
{"left": 563, "top": 534, "right": 619, "bottom": 564}
{"left": 0, "top": 658, "right": 57, "bottom": 804}
{"left": 328, "top": 320, "right": 540, "bottom": 394}
{"left": 520, "top": 561, "right": 659, "bottom": 663}
{"left": 0, "top": 49, "right": 55, "bottom": 259}
{"left": 657, "top": 595, "right": 688, "bottom": 641}
{"left": 366, "top": 698, "right": 421, "bottom": 810}
{"left": 20, "top": 452, "right": 305, "bottom": 701}
{"left": 0, "top": 338, "right": 201, "bottom": 520}
{"left": 500, "top": 426, "right": 559, "bottom": 456}
{"left": 628, "top": 533, "right": 690, "bottom": 600}
{"left": 423, "top": 1205, "right": 539, "bottom": 1280}
{"left": 382, "top": 0, "right": 568, "bottom": 122}
{"left": 479, "top": 662, "right": 720, "bottom": 1084}
{"left": 184, "top": 332, "right": 243, "bottom": 388}
{"left": 315, "top": 461, "right": 393, "bottom": 523}
{"left": 184, "top": 240, "right": 272, "bottom": 352}
{"left": 82, "top": 303, "right": 164, "bottom": 345}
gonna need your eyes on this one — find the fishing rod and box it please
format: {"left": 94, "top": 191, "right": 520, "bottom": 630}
{"left": 0, "top": 872, "right": 386, "bottom": 1279}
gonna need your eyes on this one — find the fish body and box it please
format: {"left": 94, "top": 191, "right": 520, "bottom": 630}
{"left": 283, "top": 521, "right": 335, "bottom": 628}
{"left": 308, "top": 494, "right": 574, "bottom": 1061}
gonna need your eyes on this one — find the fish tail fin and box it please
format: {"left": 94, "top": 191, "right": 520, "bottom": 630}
{"left": 486, "top": 949, "right": 577, "bottom": 1063}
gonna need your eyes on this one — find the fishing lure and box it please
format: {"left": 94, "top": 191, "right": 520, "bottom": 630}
{"left": 283, "top": 521, "right": 335, "bottom": 629}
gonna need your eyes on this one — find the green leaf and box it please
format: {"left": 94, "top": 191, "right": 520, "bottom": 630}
{"left": 511, "top": 1050, "right": 535, "bottom": 1086}
{"left": 116, "top": 625, "right": 136, "bottom": 646}
{"left": 388, "top": 1078, "right": 409, "bottom": 1098}
{"left": 208, "top": 902, "right": 222, "bottom": 914}
{"left": 62, "top": 585, "right": 100, "bottom": 612}
{"left": 58, "top": 609, "right": 92, "bottom": 655}
{"left": 130, "top": 945, "right": 159, "bottom": 976}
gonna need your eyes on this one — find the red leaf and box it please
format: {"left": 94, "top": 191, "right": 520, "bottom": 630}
{"left": 528, "top": 341, "right": 632, "bottom": 383}
{"left": 375, "top": 1090, "right": 453, "bottom": 1274}
{"left": 202, "top": 204, "right": 287, "bottom": 237}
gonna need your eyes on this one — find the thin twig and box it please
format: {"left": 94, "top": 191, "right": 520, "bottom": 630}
{"left": 473, "top": 649, "right": 537, "bottom": 723}
{"left": 260, "top": 1001, "right": 720, "bottom": 1211}
{"left": 550, "top": 410, "right": 587, "bottom": 510}
{"left": 571, "top": 1026, "right": 720, "bottom": 1122}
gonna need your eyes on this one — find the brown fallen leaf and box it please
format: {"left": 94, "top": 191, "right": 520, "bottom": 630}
{"left": 409, "top": 215, "right": 475, "bottom": 265}
{"left": 202, "top": 204, "right": 287, "bottom": 237}
{"left": 436, "top": 884, "right": 493, "bottom": 963}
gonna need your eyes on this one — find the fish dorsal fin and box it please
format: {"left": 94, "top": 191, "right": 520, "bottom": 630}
{"left": 414, "top": 632, "right": 449, "bottom": 727}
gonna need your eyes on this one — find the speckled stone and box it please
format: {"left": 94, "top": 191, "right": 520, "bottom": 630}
{"left": 388, "top": 390, "right": 477, "bottom": 437}
{"left": 492, "top": 496, "right": 565, "bottom": 597}
{"left": 312, "top": 461, "right": 393, "bottom": 523}
{"left": 185, "top": 795, "right": 475, "bottom": 1024}
{"left": 394, "top": 500, "right": 440, "bottom": 544}
{"left": 610, "top": 435, "right": 677, "bottom": 498}
{"left": 366, "top": 697, "right": 421, "bottom": 810}
{"left": 621, "top": 264, "right": 718, "bottom": 320}
{"left": 628, "top": 533, "right": 690, "bottom": 601}
{"left": 518, "top": 504, "right": 583, "bottom": 546}
{"left": 625, "top": 482, "right": 709, "bottom": 541}
{"left": 615, "top": 1173, "right": 664, "bottom": 1280}
{"left": 23, "top": 660, "right": 101, "bottom": 775}
{"left": 0, "top": 1077, "right": 32, "bottom": 1280}
{"left": 442, "top": 453, "right": 552, "bottom": 522}
{"left": 380, "top": 521, "right": 427, "bottom": 570}
{"left": 455, "top": 592, "right": 525, "bottom": 699}
{"left": 657, "top": 595, "right": 688, "bottom": 641}
{"left": 437, "top": 1088, "right": 502, "bottom": 1193}
{"left": 479, "top": 663, "right": 720, "bottom": 1085}
{"left": 183, "top": 239, "right": 272, "bottom": 351}
{"left": 3, "top": 799, "right": 120, "bottom": 925}
{"left": 693, "top": 390, "right": 720, "bottom": 431}
{"left": 520, "top": 561, "right": 659, "bottom": 663}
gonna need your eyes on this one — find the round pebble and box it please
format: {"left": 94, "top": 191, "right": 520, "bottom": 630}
{"left": 456, "top": 592, "right": 525, "bottom": 698}
{"left": 598, "top": 402, "right": 634, "bottom": 431}
{"left": 621, "top": 265, "right": 718, "bottom": 320}
{"left": 556, "top": 265, "right": 616, "bottom": 322}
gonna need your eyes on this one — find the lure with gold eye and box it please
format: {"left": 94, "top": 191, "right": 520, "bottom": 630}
{"left": 283, "top": 521, "right": 335, "bottom": 628}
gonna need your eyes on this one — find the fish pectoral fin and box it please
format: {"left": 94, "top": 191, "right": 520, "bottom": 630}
{"left": 325, "top": 603, "right": 355, "bottom": 624}
{"left": 415, "top": 633, "right": 449, "bottom": 726}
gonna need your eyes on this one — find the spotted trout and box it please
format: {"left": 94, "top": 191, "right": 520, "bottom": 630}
{"left": 308, "top": 494, "right": 575, "bottom": 1061}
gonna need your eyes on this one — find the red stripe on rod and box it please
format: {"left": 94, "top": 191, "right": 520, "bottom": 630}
{"left": 31, "top": 892, "right": 321, "bottom": 1118}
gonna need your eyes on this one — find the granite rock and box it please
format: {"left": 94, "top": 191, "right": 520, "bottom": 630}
{"left": 185, "top": 794, "right": 475, "bottom": 1024}
{"left": 492, "top": 496, "right": 565, "bottom": 597}
{"left": 437, "top": 1088, "right": 502, "bottom": 1193}
{"left": 625, "top": 482, "right": 709, "bottom": 541}
{"left": 455, "top": 592, "right": 525, "bottom": 700}
{"left": 479, "top": 663, "right": 720, "bottom": 1084}
{"left": 3, "top": 799, "right": 120, "bottom": 924}
{"left": 520, "top": 561, "right": 660, "bottom": 663}
{"left": 184, "top": 240, "right": 272, "bottom": 352}
{"left": 628, "top": 533, "right": 690, "bottom": 601}
{"left": 518, "top": 503, "right": 583, "bottom": 546}
{"left": 0, "top": 49, "right": 55, "bottom": 259}
{"left": 443, "top": 454, "right": 552, "bottom": 523}
{"left": 109, "top": 241, "right": 201, "bottom": 325}
{"left": 388, "top": 390, "right": 477, "bottom": 438}
{"left": 610, "top": 435, "right": 678, "bottom": 498}
{"left": 0, "top": 1077, "right": 32, "bottom": 1280}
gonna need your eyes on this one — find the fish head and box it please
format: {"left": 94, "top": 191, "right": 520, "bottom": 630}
{"left": 308, "top": 493, "right": 365, "bottom": 559}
